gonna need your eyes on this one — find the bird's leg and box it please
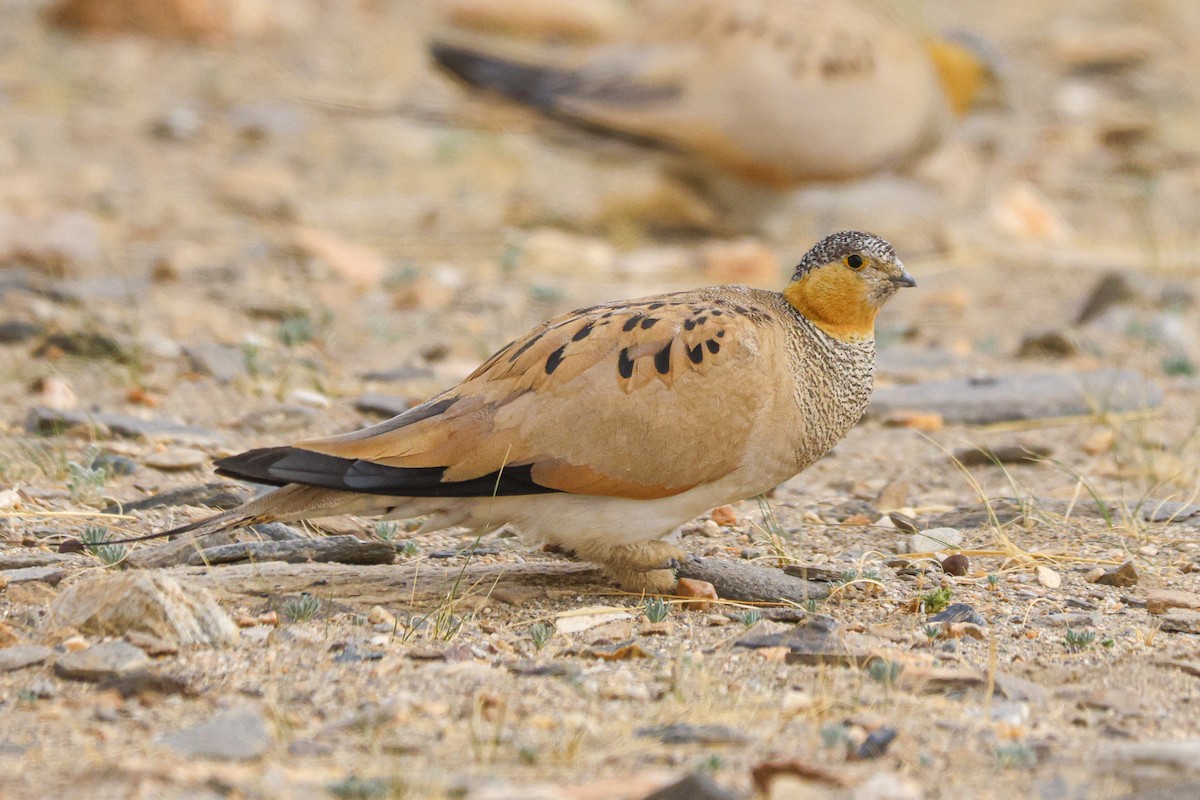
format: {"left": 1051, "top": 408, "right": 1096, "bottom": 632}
{"left": 572, "top": 540, "right": 687, "bottom": 594}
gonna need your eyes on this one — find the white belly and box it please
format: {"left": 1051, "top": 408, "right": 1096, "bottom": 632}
{"left": 372, "top": 469, "right": 773, "bottom": 552}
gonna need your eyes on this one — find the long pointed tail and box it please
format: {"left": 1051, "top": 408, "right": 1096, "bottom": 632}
{"left": 97, "top": 483, "right": 367, "bottom": 546}
{"left": 101, "top": 506, "right": 261, "bottom": 545}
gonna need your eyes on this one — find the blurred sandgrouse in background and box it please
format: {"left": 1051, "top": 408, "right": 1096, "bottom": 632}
{"left": 429, "top": 0, "right": 998, "bottom": 187}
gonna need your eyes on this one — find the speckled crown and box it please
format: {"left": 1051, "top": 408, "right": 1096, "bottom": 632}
{"left": 790, "top": 231, "right": 897, "bottom": 280}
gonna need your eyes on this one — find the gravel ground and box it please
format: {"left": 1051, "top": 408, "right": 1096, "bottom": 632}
{"left": 2, "top": 1, "right": 1200, "bottom": 798}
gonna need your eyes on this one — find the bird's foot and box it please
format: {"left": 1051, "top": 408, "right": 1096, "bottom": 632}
{"left": 590, "top": 541, "right": 688, "bottom": 595}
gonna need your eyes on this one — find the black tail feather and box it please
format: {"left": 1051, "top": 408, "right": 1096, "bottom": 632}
{"left": 215, "top": 446, "right": 557, "bottom": 498}
{"left": 430, "top": 41, "right": 580, "bottom": 111}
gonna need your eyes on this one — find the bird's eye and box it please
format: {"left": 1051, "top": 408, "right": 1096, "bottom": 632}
{"left": 845, "top": 254, "right": 865, "bottom": 270}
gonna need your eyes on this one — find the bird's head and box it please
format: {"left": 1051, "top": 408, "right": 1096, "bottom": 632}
{"left": 782, "top": 231, "right": 915, "bottom": 343}
{"left": 926, "top": 32, "right": 1007, "bottom": 116}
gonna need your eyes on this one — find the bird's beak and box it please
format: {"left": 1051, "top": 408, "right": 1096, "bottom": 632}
{"left": 890, "top": 266, "right": 917, "bottom": 288}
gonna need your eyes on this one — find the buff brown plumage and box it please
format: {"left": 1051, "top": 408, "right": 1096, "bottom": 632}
{"left": 429, "top": 0, "right": 994, "bottom": 185}
{"left": 152, "top": 231, "right": 914, "bottom": 591}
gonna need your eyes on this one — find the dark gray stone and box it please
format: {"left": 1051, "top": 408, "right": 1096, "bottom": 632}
{"left": 507, "top": 661, "right": 582, "bottom": 679}
{"left": 929, "top": 603, "right": 988, "bottom": 626}
{"left": 0, "top": 320, "right": 43, "bottom": 343}
{"left": 676, "top": 556, "right": 829, "bottom": 604}
{"left": 856, "top": 727, "right": 899, "bottom": 759}
{"left": 1142, "top": 502, "right": 1200, "bottom": 523}
{"left": 102, "top": 482, "right": 255, "bottom": 515}
{"left": 954, "top": 444, "right": 1054, "bottom": 466}
{"left": 869, "top": 369, "right": 1162, "bottom": 424}
{"left": 642, "top": 773, "right": 735, "bottom": 800}
{"left": 163, "top": 707, "right": 272, "bottom": 761}
{"left": 33, "top": 331, "right": 125, "bottom": 360}
{"left": 354, "top": 393, "right": 413, "bottom": 418}
{"left": 734, "top": 617, "right": 859, "bottom": 665}
{"left": 98, "top": 671, "right": 191, "bottom": 698}
{"left": 332, "top": 645, "right": 383, "bottom": 664}
{"left": 636, "top": 723, "right": 747, "bottom": 745}
{"left": 929, "top": 498, "right": 1031, "bottom": 529}
{"left": 1018, "top": 329, "right": 1078, "bottom": 359}
{"left": 1076, "top": 272, "right": 1135, "bottom": 325}
{"left": 26, "top": 407, "right": 221, "bottom": 444}
{"left": 248, "top": 523, "right": 305, "bottom": 541}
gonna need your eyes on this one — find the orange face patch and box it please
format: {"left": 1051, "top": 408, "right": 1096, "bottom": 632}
{"left": 782, "top": 266, "right": 878, "bottom": 342}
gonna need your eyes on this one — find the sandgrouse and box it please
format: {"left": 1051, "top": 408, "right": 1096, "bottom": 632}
{"left": 153, "top": 231, "right": 913, "bottom": 591}
{"left": 430, "top": 0, "right": 995, "bottom": 185}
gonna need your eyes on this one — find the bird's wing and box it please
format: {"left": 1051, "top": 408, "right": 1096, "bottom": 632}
{"left": 215, "top": 289, "right": 792, "bottom": 500}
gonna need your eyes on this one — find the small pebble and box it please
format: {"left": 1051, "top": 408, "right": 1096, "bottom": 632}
{"left": 1036, "top": 566, "right": 1062, "bottom": 589}
{"left": 1092, "top": 561, "right": 1138, "bottom": 587}
{"left": 883, "top": 411, "right": 944, "bottom": 432}
{"left": 285, "top": 388, "right": 331, "bottom": 408}
{"left": 150, "top": 106, "right": 202, "bottom": 141}
{"left": 855, "top": 727, "right": 898, "bottom": 760}
{"left": 38, "top": 376, "right": 78, "bottom": 411}
{"left": 675, "top": 578, "right": 718, "bottom": 610}
{"left": 368, "top": 606, "right": 397, "bottom": 627}
{"left": 710, "top": 505, "right": 738, "bottom": 526}
{"left": 929, "top": 603, "right": 988, "bottom": 626}
{"left": 143, "top": 448, "right": 207, "bottom": 471}
{"left": 62, "top": 635, "right": 90, "bottom": 652}
{"left": 940, "top": 553, "right": 970, "bottom": 576}
{"left": 0, "top": 488, "right": 19, "bottom": 510}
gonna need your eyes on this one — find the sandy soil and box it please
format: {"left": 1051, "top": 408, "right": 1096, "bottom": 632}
{"left": 2, "top": 1, "right": 1200, "bottom": 798}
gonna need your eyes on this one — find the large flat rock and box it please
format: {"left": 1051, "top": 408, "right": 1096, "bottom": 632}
{"left": 48, "top": 572, "right": 238, "bottom": 647}
{"left": 869, "top": 368, "right": 1162, "bottom": 425}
